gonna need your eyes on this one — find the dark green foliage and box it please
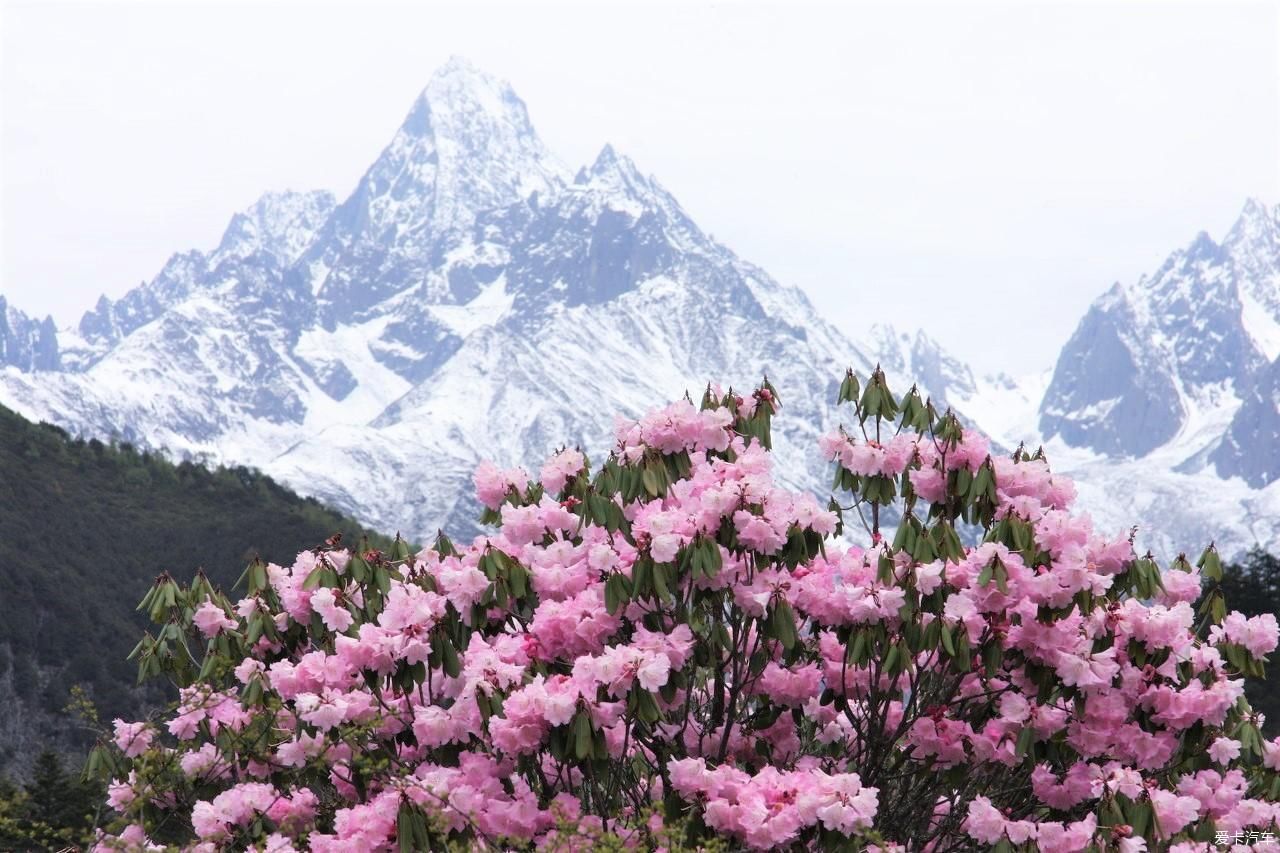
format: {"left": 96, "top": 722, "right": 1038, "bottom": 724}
{"left": 0, "top": 404, "right": 390, "bottom": 770}
{"left": 23, "top": 750, "right": 100, "bottom": 837}
{"left": 1218, "top": 549, "right": 1280, "bottom": 731}
{"left": 0, "top": 749, "right": 103, "bottom": 851}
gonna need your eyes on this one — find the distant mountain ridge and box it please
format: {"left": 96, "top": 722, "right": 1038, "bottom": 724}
{"left": 2, "top": 58, "right": 1279, "bottom": 560}
{"left": 1040, "top": 199, "right": 1280, "bottom": 461}
{"left": 0, "top": 297, "right": 59, "bottom": 373}
{"left": 1025, "top": 199, "right": 1280, "bottom": 558}
{"left": 0, "top": 59, "right": 971, "bottom": 540}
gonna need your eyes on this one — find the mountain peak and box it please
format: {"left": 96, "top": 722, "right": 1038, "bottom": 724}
{"left": 422, "top": 57, "right": 512, "bottom": 105}
{"left": 1182, "top": 230, "right": 1222, "bottom": 264}
{"left": 429, "top": 55, "right": 497, "bottom": 88}
{"left": 576, "top": 143, "right": 647, "bottom": 188}
{"left": 594, "top": 142, "right": 621, "bottom": 165}
{"left": 307, "top": 59, "right": 568, "bottom": 315}
{"left": 399, "top": 57, "right": 530, "bottom": 142}
{"left": 1224, "top": 196, "right": 1279, "bottom": 251}
{"left": 0, "top": 295, "right": 60, "bottom": 372}
{"left": 1242, "top": 196, "right": 1268, "bottom": 215}
{"left": 378, "top": 57, "right": 566, "bottom": 202}
{"left": 215, "top": 189, "right": 336, "bottom": 266}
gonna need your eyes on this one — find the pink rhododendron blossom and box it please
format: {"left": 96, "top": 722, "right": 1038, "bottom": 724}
{"left": 191, "top": 601, "right": 237, "bottom": 638}
{"left": 473, "top": 462, "right": 527, "bottom": 510}
{"left": 1210, "top": 737, "right": 1243, "bottom": 765}
{"left": 112, "top": 719, "right": 154, "bottom": 758}
{"left": 89, "top": 377, "right": 1280, "bottom": 851}
{"left": 1219, "top": 611, "right": 1280, "bottom": 658}
{"left": 308, "top": 587, "right": 353, "bottom": 633}
{"left": 539, "top": 448, "right": 585, "bottom": 495}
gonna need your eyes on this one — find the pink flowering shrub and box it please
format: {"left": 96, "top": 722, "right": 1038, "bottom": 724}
{"left": 88, "top": 371, "right": 1280, "bottom": 851}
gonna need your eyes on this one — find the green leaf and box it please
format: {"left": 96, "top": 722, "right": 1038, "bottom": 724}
{"left": 878, "top": 552, "right": 896, "bottom": 585}
{"left": 703, "top": 538, "right": 722, "bottom": 577}
{"left": 440, "top": 635, "right": 461, "bottom": 679}
{"left": 911, "top": 528, "right": 937, "bottom": 563}
{"left": 1015, "top": 724, "right": 1035, "bottom": 758}
{"left": 642, "top": 464, "right": 661, "bottom": 497}
{"left": 1127, "top": 799, "right": 1152, "bottom": 840}
{"left": 977, "top": 563, "right": 994, "bottom": 588}
{"left": 250, "top": 560, "right": 267, "bottom": 594}
{"left": 860, "top": 383, "right": 882, "bottom": 420}
{"left": 135, "top": 584, "right": 157, "bottom": 613}
{"left": 508, "top": 561, "right": 528, "bottom": 598}
{"left": 772, "top": 601, "right": 798, "bottom": 650}
{"left": 632, "top": 558, "right": 650, "bottom": 597}
{"left": 883, "top": 643, "right": 900, "bottom": 675}
{"left": 434, "top": 530, "right": 458, "bottom": 557}
{"left": 348, "top": 554, "right": 370, "bottom": 584}
{"left": 412, "top": 810, "right": 431, "bottom": 850}
{"left": 245, "top": 614, "right": 263, "bottom": 647}
{"left": 653, "top": 560, "right": 672, "bottom": 602}
{"left": 954, "top": 630, "right": 972, "bottom": 672}
{"left": 397, "top": 802, "right": 417, "bottom": 853}
{"left": 604, "top": 576, "right": 621, "bottom": 615}
{"left": 302, "top": 566, "right": 326, "bottom": 591}
{"left": 847, "top": 630, "right": 868, "bottom": 666}
{"left": 993, "top": 558, "right": 1008, "bottom": 595}
{"left": 1197, "top": 544, "right": 1223, "bottom": 582}
{"left": 983, "top": 641, "right": 1003, "bottom": 677}
{"left": 634, "top": 688, "right": 662, "bottom": 724}
{"left": 573, "top": 711, "right": 593, "bottom": 760}
{"left": 838, "top": 371, "right": 861, "bottom": 405}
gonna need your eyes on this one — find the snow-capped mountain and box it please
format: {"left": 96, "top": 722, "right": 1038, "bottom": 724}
{"left": 0, "top": 59, "right": 970, "bottom": 539}
{"left": 1040, "top": 201, "right": 1277, "bottom": 459}
{"left": 0, "top": 297, "right": 59, "bottom": 372}
{"left": 1023, "top": 199, "right": 1280, "bottom": 558}
{"left": 3, "top": 58, "right": 1278, "bottom": 561}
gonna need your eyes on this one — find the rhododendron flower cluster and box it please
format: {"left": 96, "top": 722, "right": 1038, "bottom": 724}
{"left": 88, "top": 371, "right": 1280, "bottom": 851}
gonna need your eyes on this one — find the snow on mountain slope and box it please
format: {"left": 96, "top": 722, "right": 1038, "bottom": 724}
{"left": 270, "top": 267, "right": 869, "bottom": 537}
{"left": 1040, "top": 201, "right": 1279, "bottom": 463}
{"left": 303, "top": 56, "right": 569, "bottom": 320}
{"left": 952, "top": 371, "right": 1048, "bottom": 451}
{"left": 867, "top": 325, "right": 978, "bottom": 409}
{"left": 214, "top": 190, "right": 338, "bottom": 269}
{"left": 1009, "top": 200, "right": 1280, "bottom": 558}
{"left": 4, "top": 59, "right": 1278, "bottom": 562}
{"left": 0, "top": 60, "right": 969, "bottom": 545}
{"left": 267, "top": 142, "right": 888, "bottom": 536}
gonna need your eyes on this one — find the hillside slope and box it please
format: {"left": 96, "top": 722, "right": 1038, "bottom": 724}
{"left": 0, "top": 404, "right": 388, "bottom": 778}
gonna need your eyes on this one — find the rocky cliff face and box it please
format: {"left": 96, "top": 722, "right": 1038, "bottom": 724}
{"left": 1212, "top": 354, "right": 1280, "bottom": 487}
{"left": 1025, "top": 199, "right": 1280, "bottom": 557}
{"left": 0, "top": 297, "right": 59, "bottom": 372}
{"left": 1040, "top": 202, "right": 1280, "bottom": 463}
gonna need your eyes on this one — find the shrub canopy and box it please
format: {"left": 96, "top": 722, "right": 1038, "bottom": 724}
{"left": 90, "top": 372, "right": 1280, "bottom": 851}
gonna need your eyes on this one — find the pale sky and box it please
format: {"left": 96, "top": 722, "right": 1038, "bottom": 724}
{"left": 2, "top": 0, "right": 1278, "bottom": 373}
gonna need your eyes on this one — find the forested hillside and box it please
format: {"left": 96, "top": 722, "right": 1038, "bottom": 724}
{"left": 0, "top": 403, "right": 390, "bottom": 778}
{"left": 1218, "top": 550, "right": 1280, "bottom": 729}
